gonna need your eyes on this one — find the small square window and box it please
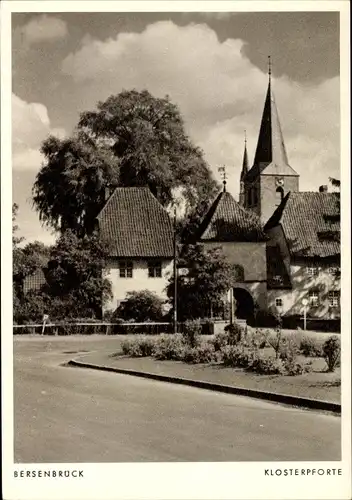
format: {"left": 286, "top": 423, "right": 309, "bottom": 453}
{"left": 119, "top": 261, "right": 133, "bottom": 278}
{"left": 275, "top": 298, "right": 283, "bottom": 307}
{"left": 307, "top": 266, "right": 319, "bottom": 276}
{"left": 308, "top": 291, "right": 319, "bottom": 306}
{"left": 328, "top": 291, "right": 340, "bottom": 307}
{"left": 148, "top": 261, "right": 162, "bottom": 278}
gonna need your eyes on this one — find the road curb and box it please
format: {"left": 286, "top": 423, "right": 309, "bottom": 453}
{"left": 67, "top": 359, "right": 341, "bottom": 414}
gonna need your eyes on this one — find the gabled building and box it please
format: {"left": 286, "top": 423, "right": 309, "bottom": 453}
{"left": 265, "top": 189, "right": 340, "bottom": 325}
{"left": 97, "top": 187, "right": 174, "bottom": 313}
{"left": 197, "top": 182, "right": 268, "bottom": 320}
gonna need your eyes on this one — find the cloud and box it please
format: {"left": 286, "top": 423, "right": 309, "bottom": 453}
{"left": 16, "top": 15, "right": 68, "bottom": 45}
{"left": 12, "top": 93, "right": 65, "bottom": 171}
{"left": 61, "top": 21, "right": 340, "bottom": 197}
{"left": 12, "top": 95, "right": 64, "bottom": 245}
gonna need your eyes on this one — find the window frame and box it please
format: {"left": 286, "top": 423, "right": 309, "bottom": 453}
{"left": 328, "top": 291, "right": 340, "bottom": 307}
{"left": 275, "top": 298, "right": 283, "bottom": 308}
{"left": 148, "top": 260, "right": 162, "bottom": 278}
{"left": 308, "top": 290, "right": 319, "bottom": 306}
{"left": 119, "top": 260, "right": 133, "bottom": 278}
{"left": 307, "top": 266, "right": 319, "bottom": 277}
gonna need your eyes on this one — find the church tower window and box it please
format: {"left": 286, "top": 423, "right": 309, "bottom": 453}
{"left": 275, "top": 186, "right": 284, "bottom": 206}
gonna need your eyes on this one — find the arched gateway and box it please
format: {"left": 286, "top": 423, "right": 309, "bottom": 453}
{"left": 233, "top": 287, "right": 255, "bottom": 323}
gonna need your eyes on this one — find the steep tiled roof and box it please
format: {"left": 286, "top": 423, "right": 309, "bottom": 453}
{"left": 199, "top": 190, "right": 267, "bottom": 242}
{"left": 265, "top": 191, "right": 340, "bottom": 258}
{"left": 97, "top": 187, "right": 174, "bottom": 258}
{"left": 246, "top": 80, "right": 298, "bottom": 182}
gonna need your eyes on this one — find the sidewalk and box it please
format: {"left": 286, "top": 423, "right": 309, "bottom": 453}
{"left": 68, "top": 351, "right": 341, "bottom": 413}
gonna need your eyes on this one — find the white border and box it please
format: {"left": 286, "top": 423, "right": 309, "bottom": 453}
{"left": 2, "top": 2, "right": 351, "bottom": 499}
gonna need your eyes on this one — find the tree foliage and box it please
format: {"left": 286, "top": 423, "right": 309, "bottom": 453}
{"left": 42, "top": 230, "right": 112, "bottom": 319}
{"left": 167, "top": 244, "right": 243, "bottom": 321}
{"left": 13, "top": 225, "right": 113, "bottom": 322}
{"left": 113, "top": 290, "right": 165, "bottom": 322}
{"left": 33, "top": 90, "right": 218, "bottom": 237}
{"left": 13, "top": 204, "right": 49, "bottom": 298}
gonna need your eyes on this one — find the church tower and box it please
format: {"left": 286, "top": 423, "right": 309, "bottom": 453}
{"left": 239, "top": 132, "right": 248, "bottom": 207}
{"left": 243, "top": 57, "right": 299, "bottom": 223}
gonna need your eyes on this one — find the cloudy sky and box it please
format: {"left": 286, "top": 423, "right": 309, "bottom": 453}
{"left": 12, "top": 11, "right": 340, "bottom": 245}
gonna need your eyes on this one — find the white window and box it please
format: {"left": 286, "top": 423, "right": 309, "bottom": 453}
{"left": 275, "top": 298, "right": 283, "bottom": 308}
{"left": 328, "top": 291, "right": 340, "bottom": 307}
{"left": 307, "top": 266, "right": 319, "bottom": 276}
{"left": 148, "top": 261, "right": 162, "bottom": 278}
{"left": 308, "top": 290, "right": 319, "bottom": 306}
{"left": 275, "top": 187, "right": 284, "bottom": 206}
{"left": 119, "top": 260, "right": 133, "bottom": 278}
{"left": 329, "top": 267, "right": 340, "bottom": 276}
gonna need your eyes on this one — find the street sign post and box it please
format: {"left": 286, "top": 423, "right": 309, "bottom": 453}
{"left": 42, "top": 314, "right": 49, "bottom": 336}
{"left": 302, "top": 299, "right": 308, "bottom": 330}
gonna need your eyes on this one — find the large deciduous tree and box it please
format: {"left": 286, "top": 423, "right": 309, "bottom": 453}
{"left": 33, "top": 90, "right": 218, "bottom": 237}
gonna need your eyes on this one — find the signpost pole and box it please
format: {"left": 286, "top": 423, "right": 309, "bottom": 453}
{"left": 302, "top": 298, "right": 308, "bottom": 331}
{"left": 173, "top": 206, "right": 178, "bottom": 335}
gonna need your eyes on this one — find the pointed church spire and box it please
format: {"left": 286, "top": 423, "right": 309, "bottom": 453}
{"left": 240, "top": 130, "right": 249, "bottom": 181}
{"left": 251, "top": 57, "right": 291, "bottom": 173}
{"left": 239, "top": 133, "right": 248, "bottom": 206}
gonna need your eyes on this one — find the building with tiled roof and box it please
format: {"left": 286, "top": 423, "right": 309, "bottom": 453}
{"left": 197, "top": 185, "right": 268, "bottom": 320}
{"left": 95, "top": 60, "right": 340, "bottom": 329}
{"left": 265, "top": 191, "right": 340, "bottom": 259}
{"left": 229, "top": 60, "right": 340, "bottom": 328}
{"left": 199, "top": 189, "right": 267, "bottom": 243}
{"left": 264, "top": 189, "right": 340, "bottom": 324}
{"left": 97, "top": 187, "right": 174, "bottom": 312}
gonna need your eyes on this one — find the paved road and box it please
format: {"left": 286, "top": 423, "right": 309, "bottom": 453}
{"left": 14, "top": 336, "right": 341, "bottom": 463}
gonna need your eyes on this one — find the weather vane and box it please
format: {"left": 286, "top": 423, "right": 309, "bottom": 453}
{"left": 218, "top": 165, "right": 227, "bottom": 191}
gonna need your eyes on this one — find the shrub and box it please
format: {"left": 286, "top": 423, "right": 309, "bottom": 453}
{"left": 323, "top": 336, "right": 341, "bottom": 372}
{"left": 249, "top": 355, "right": 286, "bottom": 375}
{"left": 244, "top": 328, "right": 270, "bottom": 350}
{"left": 182, "top": 319, "right": 202, "bottom": 348}
{"left": 220, "top": 345, "right": 254, "bottom": 368}
{"left": 279, "top": 338, "right": 299, "bottom": 361}
{"left": 153, "top": 334, "right": 185, "bottom": 361}
{"left": 114, "top": 290, "right": 165, "bottom": 322}
{"left": 267, "top": 329, "right": 284, "bottom": 359}
{"left": 210, "top": 332, "right": 229, "bottom": 351}
{"left": 120, "top": 336, "right": 156, "bottom": 357}
{"left": 299, "top": 336, "right": 323, "bottom": 357}
{"left": 182, "top": 343, "right": 216, "bottom": 364}
{"left": 224, "top": 323, "right": 244, "bottom": 345}
{"left": 283, "top": 359, "right": 305, "bottom": 376}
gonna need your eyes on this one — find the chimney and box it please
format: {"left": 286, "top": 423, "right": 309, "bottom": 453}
{"left": 319, "top": 185, "right": 328, "bottom": 193}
